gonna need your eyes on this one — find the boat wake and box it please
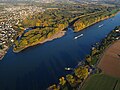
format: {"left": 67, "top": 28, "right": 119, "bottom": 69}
{"left": 98, "top": 24, "right": 104, "bottom": 28}
{"left": 74, "top": 34, "right": 83, "bottom": 40}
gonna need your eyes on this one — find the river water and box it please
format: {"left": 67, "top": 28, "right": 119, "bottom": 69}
{"left": 0, "top": 13, "right": 120, "bottom": 90}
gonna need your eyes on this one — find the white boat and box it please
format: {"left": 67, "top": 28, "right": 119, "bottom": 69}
{"left": 99, "top": 24, "right": 104, "bottom": 28}
{"left": 65, "top": 68, "right": 73, "bottom": 71}
{"left": 74, "top": 34, "right": 83, "bottom": 39}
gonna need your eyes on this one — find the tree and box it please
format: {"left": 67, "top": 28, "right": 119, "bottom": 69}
{"left": 74, "top": 67, "right": 89, "bottom": 80}
{"left": 47, "top": 32, "right": 53, "bottom": 38}
{"left": 36, "top": 22, "right": 41, "bottom": 26}
{"left": 19, "top": 39, "right": 28, "bottom": 46}
{"left": 91, "top": 47, "right": 98, "bottom": 56}
{"left": 85, "top": 55, "right": 92, "bottom": 63}
{"left": 59, "top": 77, "right": 66, "bottom": 86}
{"left": 48, "top": 84, "right": 60, "bottom": 90}
{"left": 58, "top": 24, "right": 65, "bottom": 31}
{"left": 0, "top": 45, "right": 4, "bottom": 49}
{"left": 66, "top": 74, "right": 75, "bottom": 85}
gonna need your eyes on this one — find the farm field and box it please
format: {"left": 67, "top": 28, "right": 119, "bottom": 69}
{"left": 98, "top": 40, "right": 120, "bottom": 78}
{"left": 81, "top": 74, "right": 120, "bottom": 90}
{"left": 115, "top": 80, "right": 120, "bottom": 90}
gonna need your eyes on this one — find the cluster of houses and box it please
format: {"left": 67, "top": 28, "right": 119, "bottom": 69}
{"left": 4, "top": 5, "right": 44, "bottom": 21}
{"left": 115, "top": 29, "right": 120, "bottom": 40}
{"left": 0, "top": 21, "right": 16, "bottom": 60}
{"left": 0, "top": 4, "right": 45, "bottom": 60}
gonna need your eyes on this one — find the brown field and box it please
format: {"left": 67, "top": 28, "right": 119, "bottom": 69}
{"left": 98, "top": 40, "right": 120, "bottom": 78}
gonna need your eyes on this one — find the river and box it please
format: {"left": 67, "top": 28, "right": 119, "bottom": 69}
{"left": 0, "top": 13, "right": 120, "bottom": 90}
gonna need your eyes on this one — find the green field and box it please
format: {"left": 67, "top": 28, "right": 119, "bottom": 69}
{"left": 81, "top": 74, "right": 120, "bottom": 90}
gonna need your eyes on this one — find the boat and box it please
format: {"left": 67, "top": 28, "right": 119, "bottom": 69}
{"left": 74, "top": 34, "right": 83, "bottom": 39}
{"left": 65, "top": 68, "right": 73, "bottom": 71}
{"left": 98, "top": 24, "right": 104, "bottom": 28}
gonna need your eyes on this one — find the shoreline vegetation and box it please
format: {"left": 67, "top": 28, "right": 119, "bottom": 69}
{"left": 13, "top": 5, "right": 119, "bottom": 53}
{"left": 13, "top": 30, "right": 66, "bottom": 53}
{"left": 48, "top": 26, "right": 120, "bottom": 90}
{"left": 0, "top": 45, "right": 8, "bottom": 60}
{"left": 13, "top": 9, "right": 117, "bottom": 53}
{"left": 73, "top": 11, "right": 119, "bottom": 32}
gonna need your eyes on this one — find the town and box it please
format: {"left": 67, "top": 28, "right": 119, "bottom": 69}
{"left": 0, "top": 3, "right": 45, "bottom": 60}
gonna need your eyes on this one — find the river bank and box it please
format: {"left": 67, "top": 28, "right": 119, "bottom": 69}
{"left": 81, "top": 38, "right": 120, "bottom": 90}
{"left": 1, "top": 11, "right": 120, "bottom": 90}
{"left": 48, "top": 26, "right": 120, "bottom": 90}
{"left": 13, "top": 30, "right": 66, "bottom": 53}
{"left": 73, "top": 10, "right": 119, "bottom": 32}
{"left": 13, "top": 10, "right": 119, "bottom": 53}
{"left": 0, "top": 45, "right": 8, "bottom": 60}
{"left": 80, "top": 27, "right": 120, "bottom": 89}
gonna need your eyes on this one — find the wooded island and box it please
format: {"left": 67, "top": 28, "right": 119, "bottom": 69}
{"left": 13, "top": 3, "right": 119, "bottom": 52}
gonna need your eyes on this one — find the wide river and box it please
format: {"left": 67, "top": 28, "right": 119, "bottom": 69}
{"left": 0, "top": 13, "right": 120, "bottom": 90}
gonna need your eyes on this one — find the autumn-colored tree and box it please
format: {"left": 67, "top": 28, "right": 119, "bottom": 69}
{"left": 59, "top": 77, "right": 66, "bottom": 86}
{"left": 85, "top": 55, "right": 92, "bottom": 63}
{"left": 66, "top": 74, "right": 75, "bottom": 85}
{"left": 74, "top": 67, "right": 89, "bottom": 79}
{"left": 58, "top": 24, "right": 65, "bottom": 31}
{"left": 48, "top": 84, "right": 60, "bottom": 90}
{"left": 19, "top": 39, "right": 28, "bottom": 46}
